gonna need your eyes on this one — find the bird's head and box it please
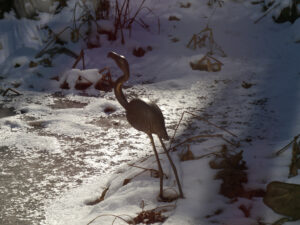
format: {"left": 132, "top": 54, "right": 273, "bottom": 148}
{"left": 107, "top": 51, "right": 130, "bottom": 76}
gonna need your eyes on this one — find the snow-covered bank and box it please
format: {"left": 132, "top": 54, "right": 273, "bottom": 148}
{"left": 1, "top": 0, "right": 300, "bottom": 225}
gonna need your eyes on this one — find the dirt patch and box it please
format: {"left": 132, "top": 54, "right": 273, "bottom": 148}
{"left": 0, "top": 104, "right": 17, "bottom": 118}
{"left": 104, "top": 106, "right": 116, "bottom": 114}
{"left": 89, "top": 114, "right": 130, "bottom": 130}
{"left": 28, "top": 121, "right": 48, "bottom": 130}
{"left": 48, "top": 98, "right": 88, "bottom": 109}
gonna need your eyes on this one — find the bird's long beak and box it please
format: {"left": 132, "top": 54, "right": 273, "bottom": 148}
{"left": 107, "top": 51, "right": 129, "bottom": 75}
{"left": 107, "top": 51, "right": 125, "bottom": 61}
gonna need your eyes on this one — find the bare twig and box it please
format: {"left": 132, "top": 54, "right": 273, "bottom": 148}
{"left": 276, "top": 134, "right": 300, "bottom": 156}
{"left": 128, "top": 164, "right": 169, "bottom": 179}
{"left": 72, "top": 49, "right": 85, "bottom": 69}
{"left": 153, "top": 204, "right": 176, "bottom": 211}
{"left": 123, "top": 170, "right": 148, "bottom": 186}
{"left": 35, "top": 26, "right": 72, "bottom": 58}
{"left": 207, "top": 0, "right": 224, "bottom": 26}
{"left": 126, "top": 0, "right": 146, "bottom": 28}
{"left": 169, "top": 110, "right": 237, "bottom": 145}
{"left": 171, "top": 134, "right": 239, "bottom": 150}
{"left": 86, "top": 214, "right": 134, "bottom": 225}
{"left": 254, "top": 2, "right": 281, "bottom": 24}
{"left": 206, "top": 54, "right": 223, "bottom": 65}
{"left": 37, "top": 46, "right": 79, "bottom": 59}
{"left": 194, "top": 151, "right": 222, "bottom": 160}
{"left": 113, "top": 0, "right": 158, "bottom": 43}
{"left": 85, "top": 186, "right": 110, "bottom": 206}
{"left": 186, "top": 111, "right": 237, "bottom": 137}
{"left": 168, "top": 111, "right": 186, "bottom": 150}
{"left": 168, "top": 110, "right": 239, "bottom": 153}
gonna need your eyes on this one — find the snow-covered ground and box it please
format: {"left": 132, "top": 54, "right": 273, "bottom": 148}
{"left": 1, "top": 0, "right": 300, "bottom": 225}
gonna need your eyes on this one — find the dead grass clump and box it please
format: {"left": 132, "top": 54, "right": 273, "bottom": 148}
{"left": 180, "top": 2, "right": 191, "bottom": 8}
{"left": 86, "top": 204, "right": 175, "bottom": 225}
{"left": 168, "top": 15, "right": 180, "bottom": 21}
{"left": 133, "top": 47, "right": 146, "bottom": 57}
{"left": 179, "top": 145, "right": 195, "bottom": 161}
{"left": 132, "top": 209, "right": 167, "bottom": 224}
{"left": 241, "top": 81, "right": 254, "bottom": 89}
{"left": 131, "top": 204, "right": 175, "bottom": 224}
{"left": 190, "top": 54, "right": 223, "bottom": 72}
{"left": 210, "top": 145, "right": 265, "bottom": 200}
{"left": 86, "top": 214, "right": 134, "bottom": 225}
{"left": 187, "top": 26, "right": 226, "bottom": 57}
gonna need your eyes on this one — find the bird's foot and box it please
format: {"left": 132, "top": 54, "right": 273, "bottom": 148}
{"left": 157, "top": 189, "right": 179, "bottom": 202}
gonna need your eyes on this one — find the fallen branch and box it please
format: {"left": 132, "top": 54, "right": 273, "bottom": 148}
{"left": 2, "top": 88, "right": 22, "bottom": 96}
{"left": 180, "top": 147, "right": 222, "bottom": 161}
{"left": 85, "top": 186, "right": 110, "bottom": 206}
{"left": 35, "top": 26, "right": 71, "bottom": 58}
{"left": 189, "top": 113, "right": 237, "bottom": 137}
{"left": 128, "top": 164, "right": 169, "bottom": 179}
{"left": 123, "top": 170, "right": 147, "bottom": 186}
{"left": 168, "top": 110, "right": 186, "bottom": 150}
{"left": 86, "top": 214, "right": 134, "bottom": 225}
{"left": 275, "top": 134, "right": 300, "bottom": 156}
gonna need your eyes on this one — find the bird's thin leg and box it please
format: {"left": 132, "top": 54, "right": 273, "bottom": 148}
{"left": 149, "top": 134, "right": 164, "bottom": 199}
{"left": 159, "top": 137, "right": 184, "bottom": 198}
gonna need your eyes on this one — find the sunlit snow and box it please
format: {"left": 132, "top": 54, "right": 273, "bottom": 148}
{"left": 1, "top": 0, "right": 300, "bottom": 225}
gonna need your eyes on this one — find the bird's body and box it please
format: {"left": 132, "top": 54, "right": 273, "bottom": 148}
{"left": 108, "top": 51, "right": 183, "bottom": 199}
{"left": 126, "top": 98, "right": 169, "bottom": 140}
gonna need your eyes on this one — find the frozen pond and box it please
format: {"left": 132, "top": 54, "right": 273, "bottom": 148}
{"left": 0, "top": 92, "right": 152, "bottom": 225}
{"left": 0, "top": 145, "right": 91, "bottom": 225}
{"left": 0, "top": 121, "right": 106, "bottom": 224}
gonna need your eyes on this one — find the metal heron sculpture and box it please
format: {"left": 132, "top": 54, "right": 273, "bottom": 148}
{"left": 107, "top": 51, "right": 184, "bottom": 199}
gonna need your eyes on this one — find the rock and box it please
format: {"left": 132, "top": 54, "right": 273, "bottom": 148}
{"left": 263, "top": 181, "right": 300, "bottom": 219}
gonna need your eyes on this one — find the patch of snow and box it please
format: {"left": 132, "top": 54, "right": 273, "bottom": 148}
{"left": 1, "top": 0, "right": 300, "bottom": 225}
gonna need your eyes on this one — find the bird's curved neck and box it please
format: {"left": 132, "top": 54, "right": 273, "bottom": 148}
{"left": 114, "top": 71, "right": 129, "bottom": 110}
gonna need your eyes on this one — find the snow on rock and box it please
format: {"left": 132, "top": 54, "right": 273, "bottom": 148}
{"left": 59, "top": 68, "right": 103, "bottom": 90}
